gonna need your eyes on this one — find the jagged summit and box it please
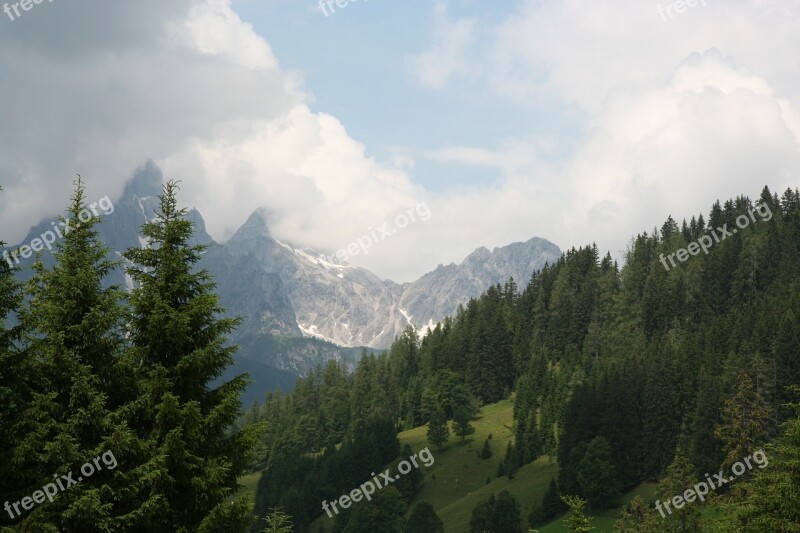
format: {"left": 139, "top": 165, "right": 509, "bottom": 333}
{"left": 124, "top": 160, "right": 164, "bottom": 198}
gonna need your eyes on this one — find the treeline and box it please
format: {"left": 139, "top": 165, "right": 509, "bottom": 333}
{"left": 0, "top": 181, "right": 258, "bottom": 532}
{"left": 249, "top": 185, "right": 800, "bottom": 532}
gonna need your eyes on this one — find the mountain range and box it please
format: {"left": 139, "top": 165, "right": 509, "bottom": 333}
{"left": 5, "top": 162, "right": 562, "bottom": 401}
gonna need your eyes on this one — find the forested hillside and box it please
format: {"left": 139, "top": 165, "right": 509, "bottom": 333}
{"left": 246, "top": 185, "right": 800, "bottom": 532}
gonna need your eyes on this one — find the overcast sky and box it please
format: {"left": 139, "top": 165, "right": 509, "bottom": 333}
{"left": 1, "top": 0, "right": 798, "bottom": 282}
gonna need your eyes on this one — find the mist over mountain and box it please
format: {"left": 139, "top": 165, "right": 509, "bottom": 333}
{"left": 6, "top": 162, "right": 561, "bottom": 399}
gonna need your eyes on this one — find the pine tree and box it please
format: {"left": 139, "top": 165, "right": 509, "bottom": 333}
{"left": 426, "top": 405, "right": 449, "bottom": 450}
{"left": 0, "top": 185, "right": 29, "bottom": 525}
{"left": 342, "top": 487, "right": 406, "bottom": 533}
{"left": 469, "top": 494, "right": 495, "bottom": 533}
{"left": 715, "top": 371, "right": 774, "bottom": 471}
{"left": 407, "top": 502, "right": 444, "bottom": 533}
{"left": 452, "top": 405, "right": 474, "bottom": 440}
{"left": 576, "top": 436, "right": 620, "bottom": 509}
{"left": 529, "top": 478, "right": 567, "bottom": 527}
{"left": 725, "top": 394, "right": 800, "bottom": 532}
{"left": 492, "top": 490, "right": 522, "bottom": 532}
{"left": 561, "top": 495, "right": 593, "bottom": 533}
{"left": 655, "top": 449, "right": 701, "bottom": 532}
{"left": 123, "top": 181, "right": 262, "bottom": 531}
{"left": 613, "top": 496, "right": 660, "bottom": 533}
{"left": 259, "top": 507, "right": 293, "bottom": 533}
{"left": 503, "top": 441, "right": 519, "bottom": 479}
{"left": 11, "top": 179, "right": 140, "bottom": 531}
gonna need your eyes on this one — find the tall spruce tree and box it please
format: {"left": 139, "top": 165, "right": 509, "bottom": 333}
{"left": 715, "top": 371, "right": 774, "bottom": 471}
{"left": 11, "top": 179, "right": 137, "bottom": 531}
{"left": 0, "top": 186, "right": 29, "bottom": 528}
{"left": 725, "top": 394, "right": 800, "bottom": 531}
{"left": 123, "top": 181, "right": 261, "bottom": 531}
{"left": 655, "top": 450, "right": 701, "bottom": 533}
{"left": 426, "top": 404, "right": 449, "bottom": 450}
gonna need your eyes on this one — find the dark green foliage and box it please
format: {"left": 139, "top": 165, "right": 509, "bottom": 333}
{"left": 259, "top": 507, "right": 293, "bottom": 533}
{"left": 715, "top": 371, "right": 775, "bottom": 471}
{"left": 655, "top": 449, "right": 701, "bottom": 532}
{"left": 613, "top": 496, "right": 661, "bottom": 533}
{"left": 468, "top": 491, "right": 522, "bottom": 533}
{"left": 561, "top": 495, "right": 593, "bottom": 533}
{"left": 577, "top": 436, "right": 621, "bottom": 509}
{"left": 341, "top": 487, "right": 406, "bottom": 533}
{"left": 0, "top": 186, "right": 27, "bottom": 522}
{"left": 492, "top": 490, "right": 523, "bottom": 532}
{"left": 2, "top": 179, "right": 257, "bottom": 531}
{"left": 453, "top": 405, "right": 474, "bottom": 440}
{"left": 406, "top": 502, "right": 444, "bottom": 533}
{"left": 5, "top": 180, "right": 142, "bottom": 530}
{"left": 529, "top": 478, "right": 568, "bottom": 527}
{"left": 122, "top": 181, "right": 259, "bottom": 531}
{"left": 468, "top": 494, "right": 495, "bottom": 533}
{"left": 500, "top": 441, "right": 519, "bottom": 479}
{"left": 393, "top": 444, "right": 423, "bottom": 502}
{"left": 724, "top": 394, "right": 800, "bottom": 531}
{"left": 426, "top": 405, "right": 450, "bottom": 450}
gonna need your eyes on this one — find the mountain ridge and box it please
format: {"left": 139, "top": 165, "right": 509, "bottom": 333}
{"left": 6, "top": 162, "right": 562, "bottom": 390}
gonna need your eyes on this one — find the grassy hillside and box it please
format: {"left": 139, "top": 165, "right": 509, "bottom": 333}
{"left": 304, "top": 398, "right": 660, "bottom": 532}
{"left": 399, "top": 399, "right": 558, "bottom": 532}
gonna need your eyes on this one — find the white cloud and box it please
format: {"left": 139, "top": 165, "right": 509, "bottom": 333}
{"left": 406, "top": 2, "right": 478, "bottom": 89}
{"left": 0, "top": 0, "right": 427, "bottom": 280}
{"left": 2, "top": 0, "right": 800, "bottom": 283}
{"left": 401, "top": 0, "right": 800, "bottom": 268}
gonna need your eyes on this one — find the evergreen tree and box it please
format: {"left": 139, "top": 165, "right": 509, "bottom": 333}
{"left": 576, "top": 437, "right": 620, "bottom": 509}
{"left": 655, "top": 449, "right": 701, "bottom": 533}
{"left": 613, "top": 496, "right": 660, "bottom": 533}
{"left": 468, "top": 494, "right": 495, "bottom": 533}
{"left": 407, "top": 502, "right": 444, "bottom": 533}
{"left": 715, "top": 371, "right": 774, "bottom": 471}
{"left": 342, "top": 487, "right": 406, "bottom": 533}
{"left": 492, "top": 491, "right": 522, "bottom": 532}
{"left": 259, "top": 507, "right": 293, "bottom": 533}
{"left": 453, "top": 405, "right": 474, "bottom": 440}
{"left": 725, "top": 395, "right": 800, "bottom": 532}
{"left": 502, "top": 441, "right": 519, "bottom": 479}
{"left": 11, "top": 179, "right": 141, "bottom": 531}
{"left": 123, "top": 181, "right": 262, "bottom": 531}
{"left": 0, "top": 186, "right": 29, "bottom": 526}
{"left": 561, "top": 495, "right": 593, "bottom": 533}
{"left": 393, "top": 444, "right": 423, "bottom": 502}
{"left": 529, "top": 478, "right": 567, "bottom": 527}
{"left": 426, "top": 405, "right": 449, "bottom": 450}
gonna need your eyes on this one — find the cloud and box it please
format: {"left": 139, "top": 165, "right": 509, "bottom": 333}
{"left": 416, "top": 49, "right": 800, "bottom": 265}
{"left": 0, "top": 0, "right": 428, "bottom": 280}
{"left": 402, "top": 0, "right": 800, "bottom": 268}
{"left": 406, "top": 2, "right": 478, "bottom": 89}
{"left": 2, "top": 0, "right": 799, "bottom": 283}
